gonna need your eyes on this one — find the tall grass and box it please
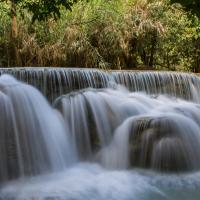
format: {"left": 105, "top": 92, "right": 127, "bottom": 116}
{"left": 0, "top": 0, "right": 199, "bottom": 71}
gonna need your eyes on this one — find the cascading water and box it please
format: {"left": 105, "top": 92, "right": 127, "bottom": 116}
{"left": 1, "top": 68, "right": 200, "bottom": 200}
{"left": 0, "top": 74, "right": 76, "bottom": 183}
{"left": 1, "top": 68, "right": 200, "bottom": 101}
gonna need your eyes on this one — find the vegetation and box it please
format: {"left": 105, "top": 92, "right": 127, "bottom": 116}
{"left": 170, "top": 0, "right": 200, "bottom": 17}
{"left": 0, "top": 0, "right": 200, "bottom": 71}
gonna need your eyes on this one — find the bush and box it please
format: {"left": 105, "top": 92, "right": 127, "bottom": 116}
{"left": 0, "top": 0, "right": 200, "bottom": 71}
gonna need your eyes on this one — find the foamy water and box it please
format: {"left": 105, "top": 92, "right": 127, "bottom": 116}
{"left": 1, "top": 163, "right": 200, "bottom": 200}
{"left": 0, "top": 70, "right": 200, "bottom": 200}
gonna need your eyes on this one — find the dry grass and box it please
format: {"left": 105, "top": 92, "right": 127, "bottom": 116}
{"left": 0, "top": 0, "right": 197, "bottom": 71}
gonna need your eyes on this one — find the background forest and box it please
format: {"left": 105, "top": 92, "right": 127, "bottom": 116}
{"left": 0, "top": 0, "right": 200, "bottom": 72}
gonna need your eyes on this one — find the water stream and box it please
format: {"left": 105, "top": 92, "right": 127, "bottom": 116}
{"left": 0, "top": 68, "right": 200, "bottom": 200}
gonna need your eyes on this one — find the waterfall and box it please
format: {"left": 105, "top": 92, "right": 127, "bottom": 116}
{"left": 1, "top": 68, "right": 200, "bottom": 200}
{"left": 55, "top": 87, "right": 200, "bottom": 172}
{"left": 0, "top": 68, "right": 112, "bottom": 102}
{"left": 0, "top": 68, "right": 200, "bottom": 102}
{"left": 0, "top": 74, "right": 77, "bottom": 183}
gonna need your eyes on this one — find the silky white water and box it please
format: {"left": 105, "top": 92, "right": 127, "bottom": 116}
{"left": 1, "top": 69, "right": 200, "bottom": 200}
{"left": 1, "top": 163, "right": 200, "bottom": 200}
{"left": 0, "top": 75, "right": 77, "bottom": 182}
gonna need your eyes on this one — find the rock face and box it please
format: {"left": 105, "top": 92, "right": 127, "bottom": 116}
{"left": 55, "top": 87, "right": 200, "bottom": 173}
{"left": 128, "top": 117, "right": 196, "bottom": 172}
{"left": 151, "top": 137, "right": 189, "bottom": 172}
{"left": 54, "top": 91, "right": 118, "bottom": 161}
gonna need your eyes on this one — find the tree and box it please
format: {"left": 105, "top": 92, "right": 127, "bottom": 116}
{"left": 0, "top": 0, "right": 77, "bottom": 36}
{"left": 170, "top": 0, "right": 200, "bottom": 72}
{"left": 170, "top": 0, "right": 200, "bottom": 17}
{"left": 20, "top": 0, "right": 77, "bottom": 22}
{"left": 0, "top": 0, "right": 77, "bottom": 66}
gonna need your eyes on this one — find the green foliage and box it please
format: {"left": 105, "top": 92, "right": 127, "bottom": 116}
{"left": 0, "top": 0, "right": 77, "bottom": 22}
{"left": 170, "top": 0, "right": 200, "bottom": 17}
{"left": 0, "top": 3, "right": 11, "bottom": 66}
{"left": 20, "top": 0, "right": 77, "bottom": 22}
{"left": 0, "top": 0, "right": 200, "bottom": 71}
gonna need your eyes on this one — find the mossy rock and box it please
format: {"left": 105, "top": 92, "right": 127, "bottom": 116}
{"left": 128, "top": 116, "right": 192, "bottom": 173}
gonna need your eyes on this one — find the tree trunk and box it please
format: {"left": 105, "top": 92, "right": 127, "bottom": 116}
{"left": 194, "top": 39, "right": 200, "bottom": 73}
{"left": 11, "top": 2, "right": 18, "bottom": 39}
{"left": 149, "top": 31, "right": 157, "bottom": 68}
{"left": 194, "top": 55, "right": 200, "bottom": 73}
{"left": 10, "top": 1, "right": 21, "bottom": 66}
